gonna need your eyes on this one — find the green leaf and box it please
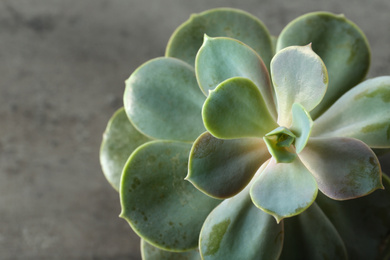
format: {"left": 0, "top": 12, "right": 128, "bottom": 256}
{"left": 187, "top": 132, "right": 270, "bottom": 199}
{"left": 195, "top": 36, "right": 276, "bottom": 118}
{"left": 100, "top": 107, "right": 152, "bottom": 191}
{"left": 299, "top": 137, "right": 383, "bottom": 200}
{"left": 312, "top": 76, "right": 390, "bottom": 148}
{"left": 202, "top": 77, "right": 278, "bottom": 139}
{"left": 141, "top": 239, "right": 201, "bottom": 260}
{"left": 277, "top": 12, "right": 370, "bottom": 119}
{"left": 166, "top": 8, "right": 274, "bottom": 70}
{"left": 120, "top": 141, "right": 220, "bottom": 251}
{"left": 264, "top": 127, "right": 297, "bottom": 163}
{"left": 279, "top": 203, "right": 347, "bottom": 260}
{"left": 124, "top": 57, "right": 205, "bottom": 142}
{"left": 250, "top": 158, "right": 318, "bottom": 223}
{"left": 270, "top": 44, "right": 328, "bottom": 126}
{"left": 290, "top": 103, "right": 313, "bottom": 153}
{"left": 315, "top": 174, "right": 390, "bottom": 260}
{"left": 199, "top": 172, "right": 283, "bottom": 260}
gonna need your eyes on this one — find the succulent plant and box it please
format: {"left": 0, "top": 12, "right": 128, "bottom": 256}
{"left": 100, "top": 8, "right": 390, "bottom": 260}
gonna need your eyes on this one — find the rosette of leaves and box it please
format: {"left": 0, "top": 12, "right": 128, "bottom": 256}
{"left": 100, "top": 8, "right": 390, "bottom": 260}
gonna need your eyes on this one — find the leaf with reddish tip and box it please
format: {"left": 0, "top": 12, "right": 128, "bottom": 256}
{"left": 188, "top": 132, "right": 270, "bottom": 199}
{"left": 299, "top": 137, "right": 383, "bottom": 200}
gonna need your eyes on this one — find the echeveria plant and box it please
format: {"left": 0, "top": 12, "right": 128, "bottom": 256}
{"left": 100, "top": 8, "right": 390, "bottom": 260}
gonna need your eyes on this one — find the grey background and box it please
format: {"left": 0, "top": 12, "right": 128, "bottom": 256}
{"left": 1, "top": 0, "right": 389, "bottom": 259}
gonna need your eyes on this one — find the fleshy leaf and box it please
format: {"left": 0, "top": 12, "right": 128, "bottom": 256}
{"left": 316, "top": 174, "right": 390, "bottom": 260}
{"left": 199, "top": 168, "right": 283, "bottom": 260}
{"left": 290, "top": 103, "right": 313, "bottom": 153}
{"left": 264, "top": 127, "right": 296, "bottom": 163}
{"left": 277, "top": 12, "right": 370, "bottom": 118}
{"left": 100, "top": 107, "right": 152, "bottom": 191}
{"left": 124, "top": 57, "right": 205, "bottom": 142}
{"left": 195, "top": 36, "right": 276, "bottom": 118}
{"left": 312, "top": 76, "right": 390, "bottom": 148}
{"left": 166, "top": 8, "right": 274, "bottom": 70}
{"left": 250, "top": 158, "right": 318, "bottom": 222}
{"left": 141, "top": 239, "right": 201, "bottom": 260}
{"left": 187, "top": 132, "right": 270, "bottom": 199}
{"left": 279, "top": 203, "right": 347, "bottom": 260}
{"left": 120, "top": 141, "right": 220, "bottom": 251}
{"left": 202, "top": 77, "right": 278, "bottom": 139}
{"left": 299, "top": 137, "right": 383, "bottom": 200}
{"left": 271, "top": 44, "right": 328, "bottom": 126}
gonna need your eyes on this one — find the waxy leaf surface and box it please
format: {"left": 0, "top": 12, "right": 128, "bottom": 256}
{"left": 250, "top": 158, "right": 318, "bottom": 222}
{"left": 279, "top": 203, "right": 347, "bottom": 260}
{"left": 141, "top": 239, "right": 201, "bottom": 260}
{"left": 120, "top": 141, "right": 220, "bottom": 251}
{"left": 316, "top": 174, "right": 390, "bottom": 260}
{"left": 271, "top": 45, "right": 328, "bottom": 126}
{"left": 277, "top": 12, "right": 370, "bottom": 118}
{"left": 188, "top": 132, "right": 270, "bottom": 198}
{"left": 166, "top": 8, "right": 274, "bottom": 69}
{"left": 195, "top": 36, "right": 276, "bottom": 117}
{"left": 290, "top": 103, "right": 313, "bottom": 153}
{"left": 312, "top": 76, "right": 390, "bottom": 148}
{"left": 200, "top": 168, "right": 283, "bottom": 260}
{"left": 124, "top": 57, "right": 205, "bottom": 142}
{"left": 299, "top": 137, "right": 383, "bottom": 200}
{"left": 202, "top": 77, "right": 277, "bottom": 139}
{"left": 100, "top": 108, "right": 152, "bottom": 191}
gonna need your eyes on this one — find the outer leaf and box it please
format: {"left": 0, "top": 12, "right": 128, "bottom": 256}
{"left": 124, "top": 57, "right": 205, "bottom": 142}
{"left": 187, "top": 132, "right": 270, "bottom": 199}
{"left": 290, "top": 103, "right": 313, "bottom": 153}
{"left": 299, "top": 137, "right": 383, "bottom": 200}
{"left": 141, "top": 239, "right": 201, "bottom": 260}
{"left": 195, "top": 36, "right": 276, "bottom": 118}
{"left": 202, "top": 77, "right": 277, "bottom": 139}
{"left": 315, "top": 174, "right": 390, "bottom": 260}
{"left": 120, "top": 141, "right": 220, "bottom": 251}
{"left": 100, "top": 107, "right": 152, "bottom": 191}
{"left": 312, "top": 76, "right": 390, "bottom": 148}
{"left": 271, "top": 44, "right": 328, "bottom": 126}
{"left": 277, "top": 12, "right": 370, "bottom": 118}
{"left": 200, "top": 166, "right": 283, "bottom": 260}
{"left": 250, "top": 158, "right": 318, "bottom": 222}
{"left": 166, "top": 8, "right": 274, "bottom": 70}
{"left": 279, "top": 203, "right": 347, "bottom": 260}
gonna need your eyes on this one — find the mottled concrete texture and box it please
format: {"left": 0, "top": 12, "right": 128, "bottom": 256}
{"left": 1, "top": 0, "right": 389, "bottom": 259}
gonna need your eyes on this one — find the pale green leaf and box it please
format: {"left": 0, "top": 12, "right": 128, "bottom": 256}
{"left": 200, "top": 168, "right": 283, "bottom": 260}
{"left": 312, "top": 76, "right": 390, "bottom": 148}
{"left": 120, "top": 141, "right": 220, "bottom": 251}
{"left": 100, "top": 107, "right": 152, "bottom": 191}
{"left": 187, "top": 132, "right": 270, "bottom": 199}
{"left": 271, "top": 44, "right": 328, "bottom": 126}
{"left": 277, "top": 12, "right": 370, "bottom": 118}
{"left": 202, "top": 77, "right": 277, "bottom": 139}
{"left": 195, "top": 36, "right": 276, "bottom": 118}
{"left": 299, "top": 137, "right": 383, "bottom": 200}
{"left": 315, "top": 174, "right": 390, "bottom": 259}
{"left": 290, "top": 103, "right": 313, "bottom": 153}
{"left": 141, "top": 239, "right": 201, "bottom": 260}
{"left": 250, "top": 158, "right": 318, "bottom": 222}
{"left": 124, "top": 57, "right": 205, "bottom": 142}
{"left": 263, "top": 128, "right": 297, "bottom": 163}
{"left": 166, "top": 8, "right": 274, "bottom": 70}
{"left": 279, "top": 203, "right": 347, "bottom": 260}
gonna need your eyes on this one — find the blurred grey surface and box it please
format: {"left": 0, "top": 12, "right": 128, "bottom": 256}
{"left": 0, "top": 0, "right": 389, "bottom": 259}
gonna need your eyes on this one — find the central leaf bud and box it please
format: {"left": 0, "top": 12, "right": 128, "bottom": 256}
{"left": 264, "top": 126, "right": 297, "bottom": 163}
